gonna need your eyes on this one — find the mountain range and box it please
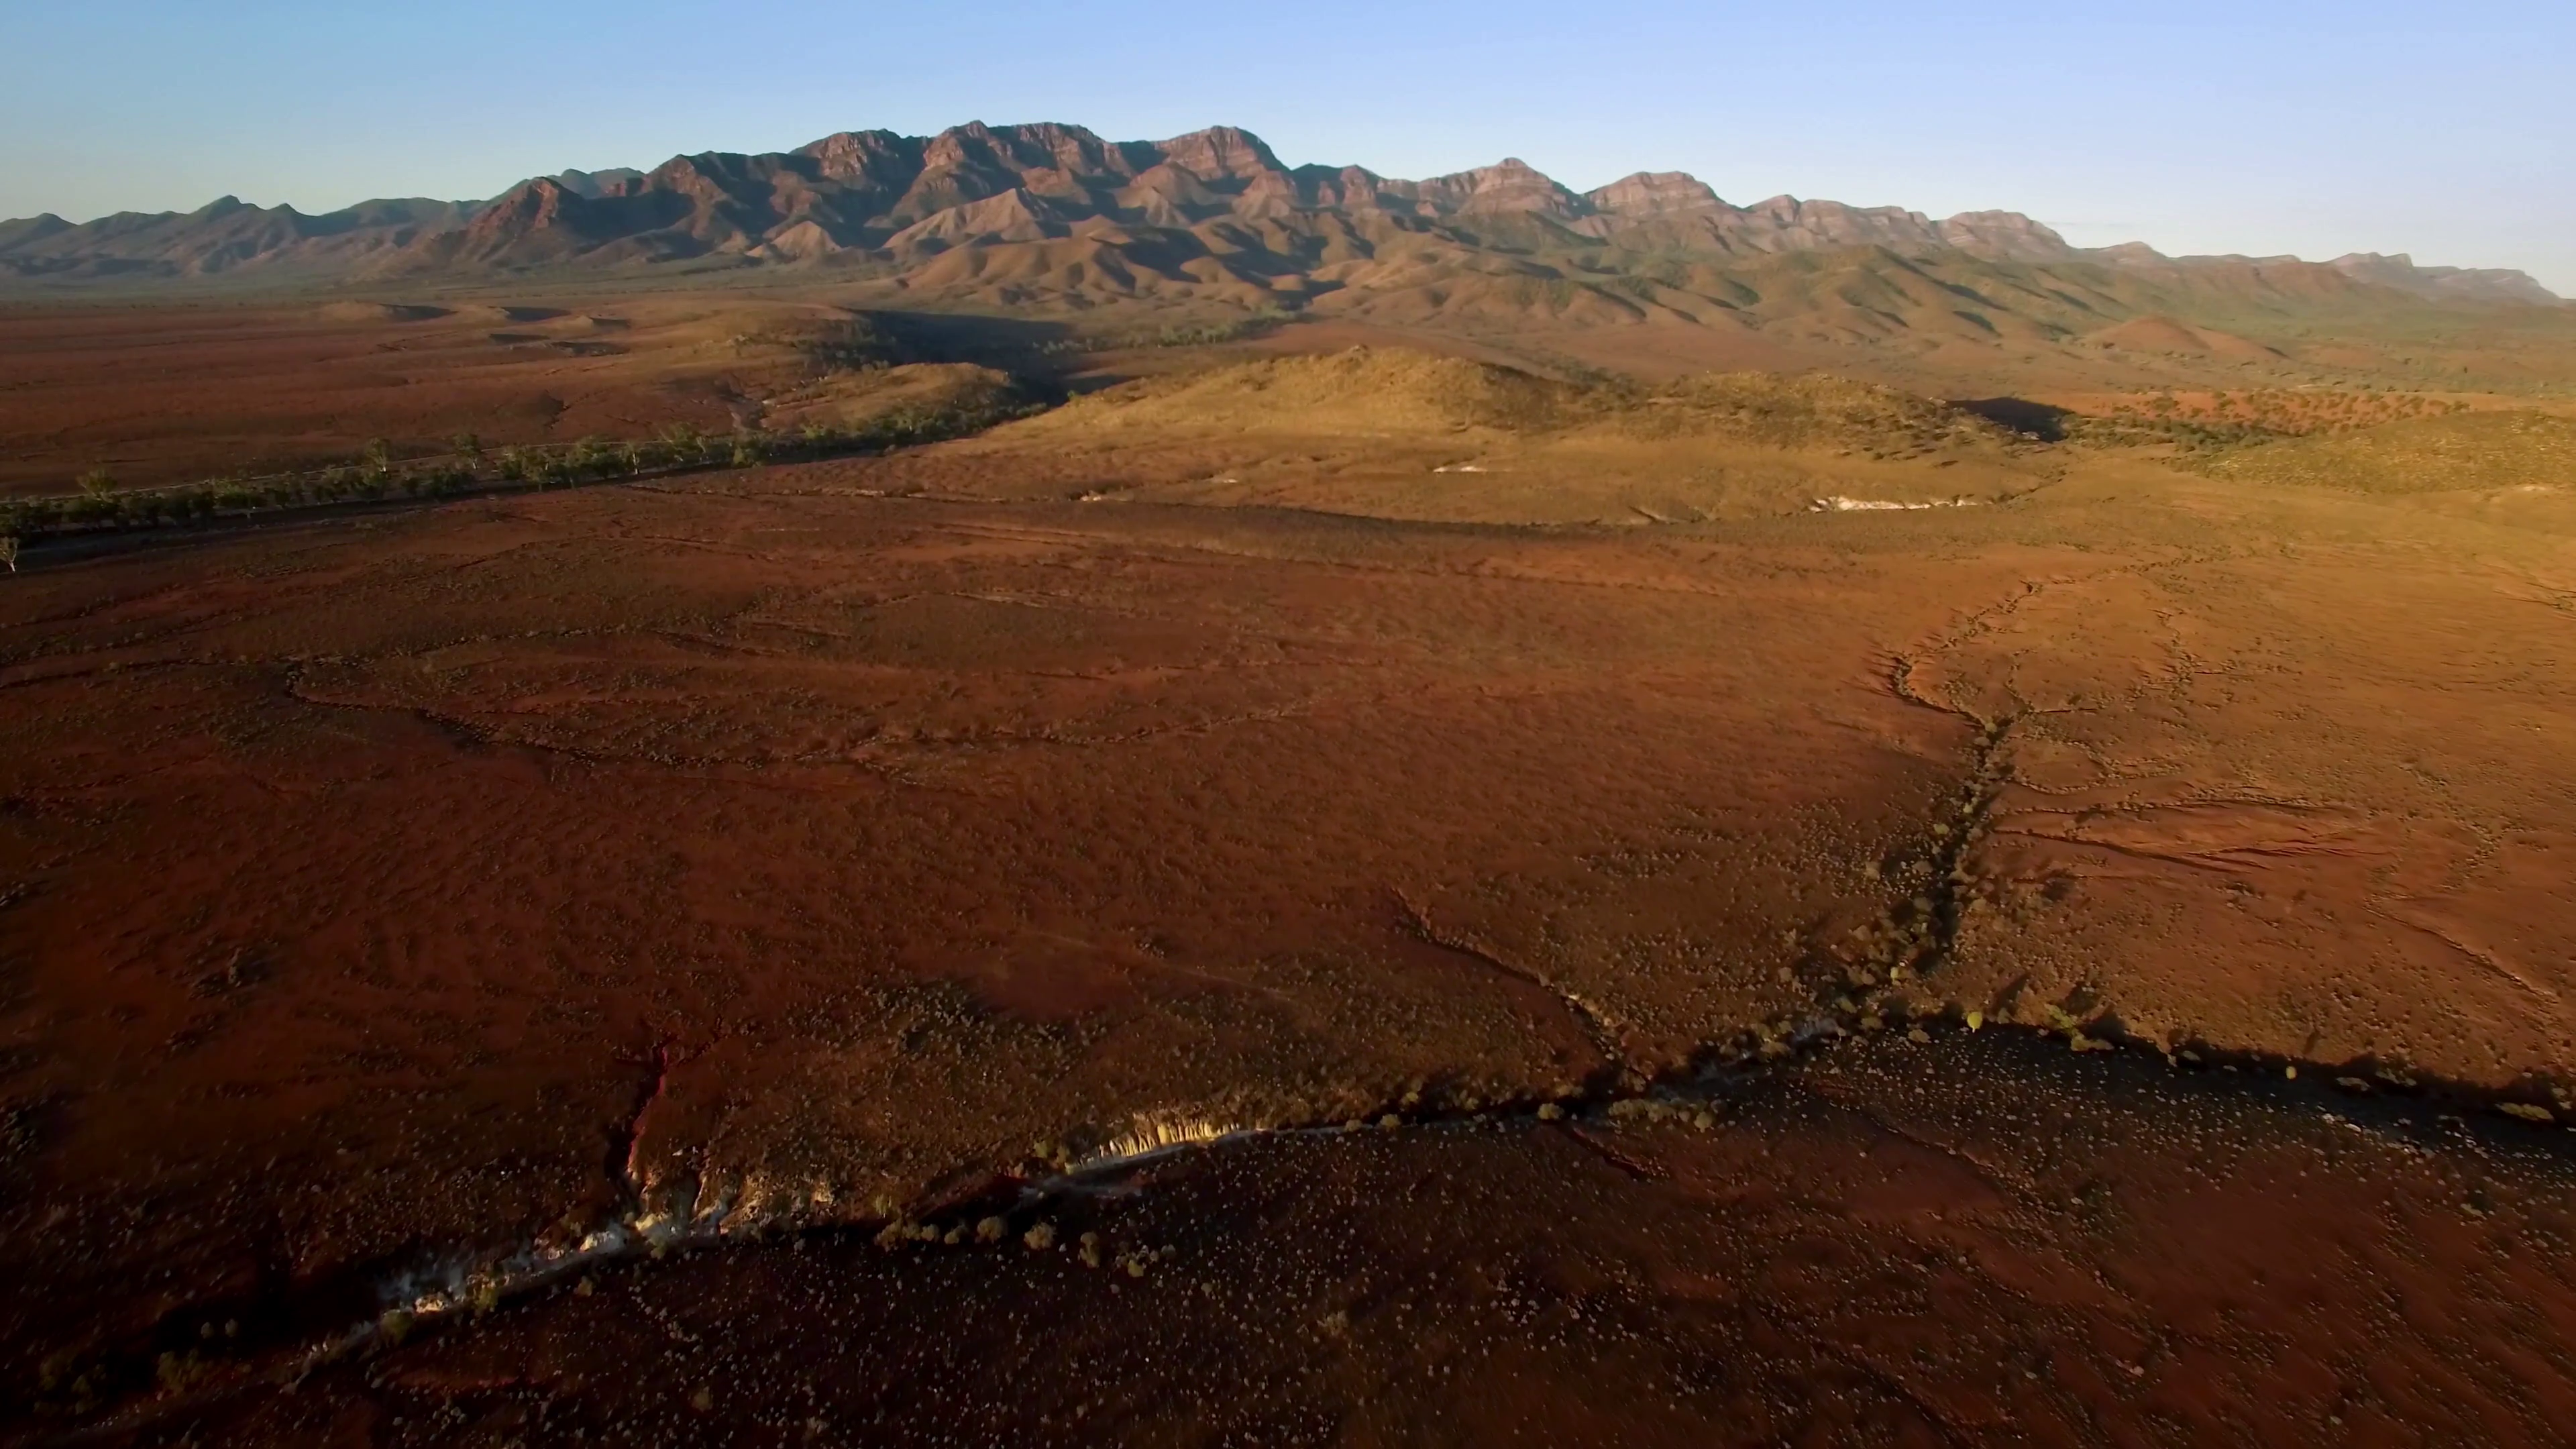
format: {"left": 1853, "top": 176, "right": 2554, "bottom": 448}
{"left": 1, "top": 121, "right": 2558, "bottom": 327}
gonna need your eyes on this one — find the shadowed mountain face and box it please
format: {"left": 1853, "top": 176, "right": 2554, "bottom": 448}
{"left": 0, "top": 121, "right": 2558, "bottom": 319}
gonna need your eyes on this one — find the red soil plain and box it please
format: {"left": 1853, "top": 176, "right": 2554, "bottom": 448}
{"left": 4, "top": 292, "right": 2576, "bottom": 1446}
{"left": 0, "top": 299, "right": 857, "bottom": 496}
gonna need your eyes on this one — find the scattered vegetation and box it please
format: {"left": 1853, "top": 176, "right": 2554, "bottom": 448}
{"left": 1038, "top": 307, "right": 1298, "bottom": 356}
{"left": 2192, "top": 409, "right": 2576, "bottom": 492}
{"left": 1022, "top": 347, "right": 1593, "bottom": 436}
{"left": 770, "top": 314, "right": 918, "bottom": 372}
{"left": 1032, "top": 349, "right": 2023, "bottom": 459}
{"left": 1619, "top": 372, "right": 2022, "bottom": 455}
{"left": 0, "top": 390, "right": 1042, "bottom": 543}
{"left": 2067, "top": 387, "right": 2475, "bottom": 453}
{"left": 739, "top": 306, "right": 1296, "bottom": 375}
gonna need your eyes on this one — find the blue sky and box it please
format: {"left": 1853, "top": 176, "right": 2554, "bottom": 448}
{"left": 5, "top": 0, "right": 2571, "bottom": 290}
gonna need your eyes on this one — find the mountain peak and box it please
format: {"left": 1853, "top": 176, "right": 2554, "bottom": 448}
{"left": 1587, "top": 171, "right": 1727, "bottom": 217}
{"left": 551, "top": 166, "right": 647, "bottom": 199}
{"left": 1424, "top": 158, "right": 1586, "bottom": 219}
{"left": 1933, "top": 210, "right": 2077, "bottom": 261}
{"left": 1155, "top": 125, "right": 1285, "bottom": 182}
{"left": 0, "top": 118, "right": 2553, "bottom": 307}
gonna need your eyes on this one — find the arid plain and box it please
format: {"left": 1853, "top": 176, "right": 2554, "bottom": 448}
{"left": 7, "top": 120, "right": 2576, "bottom": 1446}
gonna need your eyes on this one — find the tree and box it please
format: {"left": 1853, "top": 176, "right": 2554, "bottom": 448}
{"left": 451, "top": 431, "right": 484, "bottom": 464}
{"left": 77, "top": 468, "right": 115, "bottom": 498}
{"left": 0, "top": 536, "right": 18, "bottom": 574}
{"left": 658, "top": 422, "right": 705, "bottom": 464}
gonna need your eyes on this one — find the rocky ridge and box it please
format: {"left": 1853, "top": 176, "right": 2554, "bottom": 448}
{"left": 0, "top": 121, "right": 2556, "bottom": 313}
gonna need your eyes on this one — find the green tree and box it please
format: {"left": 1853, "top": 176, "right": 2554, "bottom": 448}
{"left": 0, "top": 535, "right": 19, "bottom": 574}
{"left": 77, "top": 467, "right": 115, "bottom": 498}
{"left": 658, "top": 421, "right": 710, "bottom": 464}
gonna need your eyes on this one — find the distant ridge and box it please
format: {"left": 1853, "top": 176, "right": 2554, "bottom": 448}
{"left": 0, "top": 193, "right": 477, "bottom": 281}
{"left": 2324, "top": 252, "right": 2561, "bottom": 307}
{"left": 0, "top": 121, "right": 2556, "bottom": 319}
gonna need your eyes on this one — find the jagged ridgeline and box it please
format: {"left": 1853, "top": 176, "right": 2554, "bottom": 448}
{"left": 0, "top": 121, "right": 2556, "bottom": 330}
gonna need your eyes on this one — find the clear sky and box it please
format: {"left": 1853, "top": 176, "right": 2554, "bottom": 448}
{"left": 5, "top": 0, "right": 2571, "bottom": 291}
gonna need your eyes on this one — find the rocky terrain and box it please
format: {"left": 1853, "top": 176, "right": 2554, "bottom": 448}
{"left": 2, "top": 123, "right": 2557, "bottom": 335}
{"left": 5, "top": 337, "right": 2576, "bottom": 1445}
{"left": 3, "top": 117, "right": 2576, "bottom": 1447}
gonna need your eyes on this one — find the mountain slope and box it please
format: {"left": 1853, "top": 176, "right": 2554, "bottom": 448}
{"left": 1, "top": 122, "right": 2558, "bottom": 353}
{"left": 0, "top": 195, "right": 477, "bottom": 279}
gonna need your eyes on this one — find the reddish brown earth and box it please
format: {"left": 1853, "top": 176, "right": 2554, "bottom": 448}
{"left": 0, "top": 480, "right": 1966, "bottom": 1383}
{"left": 46, "top": 1035, "right": 2576, "bottom": 1448}
{"left": 4, "top": 318, "right": 2576, "bottom": 1444}
{"left": 11, "top": 286, "right": 2573, "bottom": 501}
{"left": 0, "top": 297, "right": 879, "bottom": 495}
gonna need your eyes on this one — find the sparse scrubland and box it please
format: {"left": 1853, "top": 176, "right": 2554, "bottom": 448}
{"left": 5, "top": 261, "right": 2576, "bottom": 1446}
{"left": 2193, "top": 406, "right": 2576, "bottom": 492}
{"left": 839, "top": 348, "right": 2065, "bottom": 526}
{"left": 0, "top": 368, "right": 1038, "bottom": 541}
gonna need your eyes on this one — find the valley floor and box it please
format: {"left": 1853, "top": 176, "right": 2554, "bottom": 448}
{"left": 3, "top": 330, "right": 2575, "bottom": 1444}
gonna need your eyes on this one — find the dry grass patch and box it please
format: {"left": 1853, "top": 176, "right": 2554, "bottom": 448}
{"left": 766, "top": 362, "right": 1028, "bottom": 434}
{"left": 2196, "top": 410, "right": 2576, "bottom": 493}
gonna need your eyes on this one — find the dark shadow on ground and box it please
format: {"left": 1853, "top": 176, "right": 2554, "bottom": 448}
{"left": 1954, "top": 396, "right": 2077, "bottom": 441}
{"left": 33, "top": 1028, "right": 2576, "bottom": 1448}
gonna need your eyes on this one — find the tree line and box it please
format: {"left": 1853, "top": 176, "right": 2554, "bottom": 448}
{"left": 0, "top": 394, "right": 1040, "bottom": 562}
